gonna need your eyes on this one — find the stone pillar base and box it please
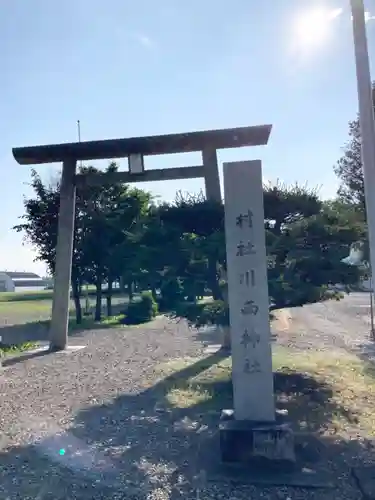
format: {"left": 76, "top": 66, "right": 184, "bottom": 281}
{"left": 219, "top": 409, "right": 295, "bottom": 468}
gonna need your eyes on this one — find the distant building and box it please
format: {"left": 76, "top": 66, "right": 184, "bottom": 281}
{"left": 0, "top": 272, "right": 48, "bottom": 292}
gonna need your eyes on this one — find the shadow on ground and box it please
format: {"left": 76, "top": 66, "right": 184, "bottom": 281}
{"left": 0, "top": 350, "right": 374, "bottom": 498}
{"left": 190, "top": 325, "right": 221, "bottom": 346}
{"left": 0, "top": 319, "right": 50, "bottom": 344}
{"left": 191, "top": 324, "right": 277, "bottom": 348}
{"left": 0, "top": 304, "right": 128, "bottom": 346}
{"left": 274, "top": 368, "right": 360, "bottom": 432}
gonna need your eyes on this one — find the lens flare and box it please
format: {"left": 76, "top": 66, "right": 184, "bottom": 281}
{"left": 293, "top": 7, "right": 343, "bottom": 49}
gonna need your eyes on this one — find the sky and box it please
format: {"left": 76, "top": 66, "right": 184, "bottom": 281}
{"left": 1, "top": 0, "right": 375, "bottom": 275}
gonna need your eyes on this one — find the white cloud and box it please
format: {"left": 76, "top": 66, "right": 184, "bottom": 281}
{"left": 132, "top": 33, "right": 155, "bottom": 49}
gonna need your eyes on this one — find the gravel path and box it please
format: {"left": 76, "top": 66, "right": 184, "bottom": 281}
{"left": 0, "top": 309, "right": 373, "bottom": 499}
{"left": 275, "top": 292, "right": 375, "bottom": 361}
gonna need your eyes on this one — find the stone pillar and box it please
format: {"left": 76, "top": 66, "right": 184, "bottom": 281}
{"left": 220, "top": 160, "right": 294, "bottom": 465}
{"left": 202, "top": 147, "right": 222, "bottom": 302}
{"left": 49, "top": 159, "right": 77, "bottom": 351}
{"left": 202, "top": 148, "right": 221, "bottom": 202}
{"left": 223, "top": 160, "right": 274, "bottom": 421}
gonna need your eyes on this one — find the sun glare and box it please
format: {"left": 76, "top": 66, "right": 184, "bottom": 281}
{"left": 294, "top": 7, "right": 343, "bottom": 49}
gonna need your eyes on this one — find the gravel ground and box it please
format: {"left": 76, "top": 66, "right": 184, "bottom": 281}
{"left": 276, "top": 292, "right": 375, "bottom": 360}
{"left": 0, "top": 304, "right": 374, "bottom": 499}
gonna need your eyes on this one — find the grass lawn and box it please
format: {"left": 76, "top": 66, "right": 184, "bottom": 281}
{"left": 0, "top": 300, "right": 52, "bottom": 325}
{"left": 0, "top": 286, "right": 95, "bottom": 303}
{"left": 0, "top": 289, "right": 131, "bottom": 355}
{"left": 0, "top": 294, "right": 130, "bottom": 326}
{"left": 0, "top": 341, "right": 40, "bottom": 357}
{"left": 0, "top": 313, "right": 129, "bottom": 356}
{"left": 0, "top": 286, "right": 131, "bottom": 303}
{"left": 154, "top": 346, "right": 375, "bottom": 438}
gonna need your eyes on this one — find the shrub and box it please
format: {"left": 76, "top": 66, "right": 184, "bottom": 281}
{"left": 169, "top": 300, "right": 229, "bottom": 329}
{"left": 172, "top": 301, "right": 205, "bottom": 325}
{"left": 181, "top": 278, "right": 206, "bottom": 303}
{"left": 159, "top": 278, "right": 184, "bottom": 310}
{"left": 200, "top": 300, "right": 229, "bottom": 326}
{"left": 124, "top": 291, "right": 158, "bottom": 325}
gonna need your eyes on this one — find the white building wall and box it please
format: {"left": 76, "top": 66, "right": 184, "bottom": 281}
{"left": 0, "top": 273, "right": 15, "bottom": 292}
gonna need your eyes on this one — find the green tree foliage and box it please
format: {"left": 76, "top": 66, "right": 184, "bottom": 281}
{"left": 14, "top": 163, "right": 151, "bottom": 323}
{"left": 334, "top": 118, "right": 364, "bottom": 208}
{"left": 158, "top": 191, "right": 225, "bottom": 300}
{"left": 333, "top": 84, "right": 375, "bottom": 209}
{"left": 14, "top": 169, "right": 86, "bottom": 322}
{"left": 15, "top": 169, "right": 363, "bottom": 329}
{"left": 268, "top": 201, "right": 364, "bottom": 308}
{"left": 124, "top": 291, "right": 158, "bottom": 325}
{"left": 153, "top": 183, "right": 361, "bottom": 313}
{"left": 79, "top": 163, "right": 151, "bottom": 320}
{"left": 263, "top": 181, "right": 322, "bottom": 234}
{"left": 159, "top": 278, "right": 184, "bottom": 310}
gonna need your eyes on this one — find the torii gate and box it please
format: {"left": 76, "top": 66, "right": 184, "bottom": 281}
{"left": 12, "top": 124, "right": 271, "bottom": 351}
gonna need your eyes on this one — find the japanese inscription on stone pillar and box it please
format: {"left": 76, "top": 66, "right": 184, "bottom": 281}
{"left": 223, "top": 160, "right": 275, "bottom": 422}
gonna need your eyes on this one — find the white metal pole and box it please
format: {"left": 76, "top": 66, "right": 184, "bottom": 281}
{"left": 77, "top": 120, "right": 91, "bottom": 316}
{"left": 369, "top": 275, "right": 375, "bottom": 337}
{"left": 350, "top": 0, "right": 375, "bottom": 336}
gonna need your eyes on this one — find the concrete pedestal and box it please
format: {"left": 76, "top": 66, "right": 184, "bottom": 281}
{"left": 219, "top": 410, "right": 295, "bottom": 467}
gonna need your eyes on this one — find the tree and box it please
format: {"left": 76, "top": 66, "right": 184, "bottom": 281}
{"left": 158, "top": 191, "right": 225, "bottom": 300}
{"left": 334, "top": 118, "right": 365, "bottom": 207}
{"left": 158, "top": 183, "right": 362, "bottom": 311}
{"left": 103, "top": 184, "right": 151, "bottom": 317}
{"left": 14, "top": 163, "right": 151, "bottom": 323}
{"left": 333, "top": 83, "right": 375, "bottom": 209}
{"left": 268, "top": 204, "right": 363, "bottom": 308}
{"left": 263, "top": 181, "right": 322, "bottom": 234}
{"left": 73, "top": 163, "right": 151, "bottom": 320}
{"left": 16, "top": 166, "right": 365, "bottom": 332}
{"left": 14, "top": 169, "right": 85, "bottom": 323}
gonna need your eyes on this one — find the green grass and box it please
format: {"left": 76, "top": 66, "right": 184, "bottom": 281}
{"left": 0, "top": 293, "right": 131, "bottom": 326}
{"left": 154, "top": 346, "right": 375, "bottom": 439}
{"left": 0, "top": 341, "right": 38, "bottom": 357}
{"left": 0, "top": 313, "right": 128, "bottom": 357}
{"left": 0, "top": 286, "right": 130, "bottom": 303}
{"left": 0, "top": 300, "right": 53, "bottom": 330}
{"left": 68, "top": 313, "right": 127, "bottom": 332}
{"left": 0, "top": 290, "right": 55, "bottom": 302}
{"left": 0, "top": 289, "right": 131, "bottom": 355}
{"left": 0, "top": 300, "right": 51, "bottom": 312}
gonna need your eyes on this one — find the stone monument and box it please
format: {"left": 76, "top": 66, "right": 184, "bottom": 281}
{"left": 220, "top": 160, "right": 295, "bottom": 465}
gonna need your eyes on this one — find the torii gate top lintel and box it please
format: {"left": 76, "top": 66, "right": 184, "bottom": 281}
{"left": 12, "top": 124, "right": 272, "bottom": 165}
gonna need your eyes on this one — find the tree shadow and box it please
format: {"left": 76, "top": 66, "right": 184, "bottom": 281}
{"left": 1, "top": 351, "right": 374, "bottom": 498}
{"left": 0, "top": 303, "right": 129, "bottom": 347}
{"left": 0, "top": 320, "right": 50, "bottom": 345}
{"left": 0, "top": 318, "right": 117, "bottom": 346}
{"left": 190, "top": 324, "right": 222, "bottom": 346}
{"left": 339, "top": 336, "right": 375, "bottom": 384}
{"left": 190, "top": 324, "right": 277, "bottom": 348}
{"left": 1, "top": 343, "right": 51, "bottom": 366}
{"left": 273, "top": 369, "right": 359, "bottom": 432}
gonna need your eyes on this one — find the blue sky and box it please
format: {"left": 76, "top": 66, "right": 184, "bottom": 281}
{"left": 2, "top": 0, "right": 375, "bottom": 275}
